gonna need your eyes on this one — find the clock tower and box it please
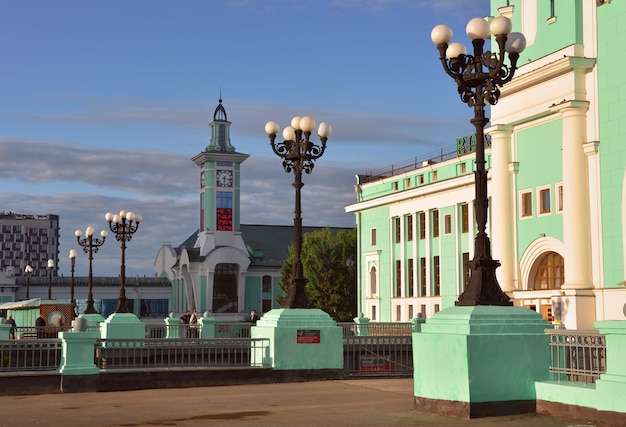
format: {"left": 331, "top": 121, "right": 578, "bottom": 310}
{"left": 192, "top": 98, "right": 249, "bottom": 233}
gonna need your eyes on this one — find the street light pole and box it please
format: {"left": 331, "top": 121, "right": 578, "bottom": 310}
{"left": 69, "top": 249, "right": 77, "bottom": 313}
{"left": 105, "top": 210, "right": 141, "bottom": 314}
{"left": 47, "top": 259, "right": 54, "bottom": 300}
{"left": 431, "top": 16, "right": 526, "bottom": 306}
{"left": 265, "top": 116, "right": 332, "bottom": 308}
{"left": 24, "top": 265, "right": 33, "bottom": 300}
{"left": 75, "top": 227, "right": 107, "bottom": 314}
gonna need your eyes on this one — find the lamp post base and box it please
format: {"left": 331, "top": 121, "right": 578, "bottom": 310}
{"left": 281, "top": 277, "right": 314, "bottom": 309}
{"left": 456, "top": 257, "right": 512, "bottom": 306}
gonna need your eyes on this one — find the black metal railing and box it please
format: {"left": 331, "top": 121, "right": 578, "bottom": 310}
{"left": 547, "top": 329, "right": 606, "bottom": 385}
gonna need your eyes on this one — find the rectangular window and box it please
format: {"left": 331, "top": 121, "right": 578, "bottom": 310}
{"left": 432, "top": 209, "right": 440, "bottom": 238}
{"left": 556, "top": 183, "right": 563, "bottom": 212}
{"left": 396, "top": 260, "right": 402, "bottom": 297}
{"left": 408, "top": 305, "right": 414, "bottom": 319}
{"left": 461, "top": 203, "right": 469, "bottom": 233}
{"left": 432, "top": 171, "right": 438, "bottom": 181}
{"left": 395, "top": 217, "right": 401, "bottom": 243}
{"left": 434, "top": 304, "right": 440, "bottom": 313}
{"left": 396, "top": 305, "right": 401, "bottom": 321}
{"left": 420, "top": 257, "right": 427, "bottom": 296}
{"left": 407, "top": 215, "right": 413, "bottom": 241}
{"left": 460, "top": 163, "right": 467, "bottom": 174}
{"left": 393, "top": 182, "right": 399, "bottom": 190}
{"left": 371, "top": 228, "right": 376, "bottom": 246}
{"left": 434, "top": 256, "right": 441, "bottom": 296}
{"left": 463, "top": 252, "right": 470, "bottom": 290}
{"left": 521, "top": 191, "right": 532, "bottom": 217}
{"left": 371, "top": 305, "right": 377, "bottom": 321}
{"left": 444, "top": 214, "right": 452, "bottom": 235}
{"left": 418, "top": 175, "right": 424, "bottom": 185}
{"left": 539, "top": 187, "right": 551, "bottom": 214}
{"left": 408, "top": 258, "right": 414, "bottom": 297}
{"left": 406, "top": 178, "right": 411, "bottom": 188}
{"left": 262, "top": 275, "right": 272, "bottom": 293}
{"left": 421, "top": 304, "right": 427, "bottom": 317}
{"left": 419, "top": 212, "right": 426, "bottom": 240}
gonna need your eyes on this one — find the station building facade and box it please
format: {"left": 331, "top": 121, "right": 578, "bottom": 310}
{"left": 345, "top": 0, "right": 626, "bottom": 330}
{"left": 154, "top": 99, "right": 348, "bottom": 320}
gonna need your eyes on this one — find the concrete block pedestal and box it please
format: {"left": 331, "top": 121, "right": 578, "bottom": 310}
{"left": 251, "top": 308, "right": 342, "bottom": 372}
{"left": 100, "top": 312, "right": 145, "bottom": 339}
{"left": 412, "top": 305, "right": 550, "bottom": 419}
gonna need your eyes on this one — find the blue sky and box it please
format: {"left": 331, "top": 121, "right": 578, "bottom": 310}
{"left": 1, "top": 0, "right": 491, "bottom": 277}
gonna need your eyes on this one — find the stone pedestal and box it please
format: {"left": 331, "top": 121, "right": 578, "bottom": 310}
{"left": 594, "top": 320, "right": 626, "bottom": 414}
{"left": 59, "top": 330, "right": 100, "bottom": 375}
{"left": 164, "top": 314, "right": 181, "bottom": 338}
{"left": 199, "top": 312, "right": 216, "bottom": 339}
{"left": 100, "top": 312, "right": 145, "bottom": 339}
{"left": 0, "top": 319, "right": 10, "bottom": 340}
{"left": 251, "top": 308, "right": 342, "bottom": 370}
{"left": 77, "top": 313, "right": 106, "bottom": 329}
{"left": 412, "top": 306, "right": 550, "bottom": 418}
{"left": 353, "top": 313, "right": 370, "bottom": 336}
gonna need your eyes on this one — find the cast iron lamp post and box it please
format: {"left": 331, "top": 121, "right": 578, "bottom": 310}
{"left": 47, "top": 259, "right": 54, "bottom": 300}
{"left": 431, "top": 16, "right": 526, "bottom": 306}
{"left": 75, "top": 227, "right": 107, "bottom": 314}
{"left": 24, "top": 265, "right": 33, "bottom": 300}
{"left": 69, "top": 249, "right": 77, "bottom": 313}
{"left": 264, "top": 116, "right": 332, "bottom": 308}
{"left": 105, "top": 210, "right": 141, "bottom": 313}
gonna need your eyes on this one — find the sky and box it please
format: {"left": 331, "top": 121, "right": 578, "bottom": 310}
{"left": 0, "top": 0, "right": 491, "bottom": 278}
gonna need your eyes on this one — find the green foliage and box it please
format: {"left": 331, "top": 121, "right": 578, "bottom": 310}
{"left": 278, "top": 227, "right": 357, "bottom": 321}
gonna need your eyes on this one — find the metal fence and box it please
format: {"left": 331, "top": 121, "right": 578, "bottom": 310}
{"left": 343, "top": 336, "right": 413, "bottom": 377}
{"left": 547, "top": 329, "right": 606, "bottom": 385}
{"left": 0, "top": 339, "right": 63, "bottom": 372}
{"left": 95, "top": 338, "right": 270, "bottom": 370}
{"left": 144, "top": 322, "right": 252, "bottom": 339}
{"left": 338, "top": 322, "right": 413, "bottom": 337}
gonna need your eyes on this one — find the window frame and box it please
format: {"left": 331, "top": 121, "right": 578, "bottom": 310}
{"left": 520, "top": 190, "right": 533, "bottom": 218}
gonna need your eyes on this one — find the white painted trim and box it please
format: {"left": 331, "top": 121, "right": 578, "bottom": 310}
{"left": 519, "top": 236, "right": 565, "bottom": 291}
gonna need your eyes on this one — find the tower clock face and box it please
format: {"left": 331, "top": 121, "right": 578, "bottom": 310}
{"left": 216, "top": 169, "right": 233, "bottom": 187}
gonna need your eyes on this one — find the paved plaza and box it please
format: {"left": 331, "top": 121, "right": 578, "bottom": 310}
{"left": 0, "top": 378, "right": 593, "bottom": 426}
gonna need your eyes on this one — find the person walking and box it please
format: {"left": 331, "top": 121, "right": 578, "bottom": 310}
{"left": 7, "top": 315, "right": 16, "bottom": 339}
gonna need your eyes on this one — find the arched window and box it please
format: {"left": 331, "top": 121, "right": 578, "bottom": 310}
{"left": 213, "top": 263, "right": 238, "bottom": 313}
{"left": 369, "top": 266, "right": 377, "bottom": 296}
{"left": 533, "top": 252, "right": 564, "bottom": 290}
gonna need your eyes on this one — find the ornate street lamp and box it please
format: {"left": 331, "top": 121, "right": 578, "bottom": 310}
{"left": 75, "top": 227, "right": 107, "bottom": 314}
{"left": 105, "top": 210, "right": 141, "bottom": 313}
{"left": 264, "top": 116, "right": 332, "bottom": 308}
{"left": 431, "top": 16, "right": 526, "bottom": 306}
{"left": 47, "top": 259, "right": 54, "bottom": 300}
{"left": 24, "top": 265, "right": 33, "bottom": 300}
{"left": 69, "top": 249, "right": 77, "bottom": 313}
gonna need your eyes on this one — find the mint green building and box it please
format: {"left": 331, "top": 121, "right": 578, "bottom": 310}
{"left": 346, "top": 0, "right": 626, "bottom": 330}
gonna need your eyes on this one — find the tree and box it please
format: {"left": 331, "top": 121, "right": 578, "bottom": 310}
{"left": 278, "top": 227, "right": 357, "bottom": 321}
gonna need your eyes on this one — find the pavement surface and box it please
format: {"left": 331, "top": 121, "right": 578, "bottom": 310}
{"left": 0, "top": 378, "right": 595, "bottom": 427}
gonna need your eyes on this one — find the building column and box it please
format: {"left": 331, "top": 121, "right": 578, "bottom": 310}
{"left": 557, "top": 101, "right": 593, "bottom": 288}
{"left": 550, "top": 100, "right": 595, "bottom": 330}
{"left": 487, "top": 124, "right": 515, "bottom": 292}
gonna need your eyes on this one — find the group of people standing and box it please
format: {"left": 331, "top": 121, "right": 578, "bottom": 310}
{"left": 179, "top": 309, "right": 199, "bottom": 338}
